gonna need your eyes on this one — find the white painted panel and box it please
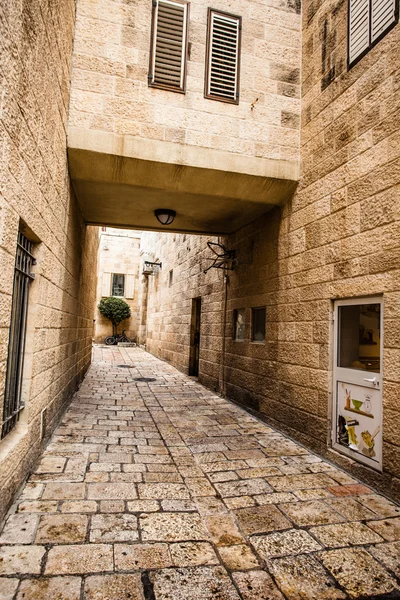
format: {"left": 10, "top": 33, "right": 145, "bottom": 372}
{"left": 101, "top": 272, "right": 111, "bottom": 297}
{"left": 125, "top": 275, "right": 135, "bottom": 299}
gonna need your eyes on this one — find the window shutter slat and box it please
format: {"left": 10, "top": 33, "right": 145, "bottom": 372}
{"left": 349, "top": 0, "right": 370, "bottom": 63}
{"left": 150, "top": 0, "right": 188, "bottom": 92}
{"left": 206, "top": 11, "right": 241, "bottom": 103}
{"left": 372, "top": 0, "right": 396, "bottom": 39}
{"left": 349, "top": 0, "right": 398, "bottom": 66}
{"left": 101, "top": 273, "right": 111, "bottom": 297}
{"left": 125, "top": 275, "right": 135, "bottom": 299}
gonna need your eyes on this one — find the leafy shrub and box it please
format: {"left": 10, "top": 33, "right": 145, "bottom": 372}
{"left": 98, "top": 297, "right": 131, "bottom": 334}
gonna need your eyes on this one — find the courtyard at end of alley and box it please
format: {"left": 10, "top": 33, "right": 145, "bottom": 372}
{"left": 0, "top": 347, "right": 400, "bottom": 600}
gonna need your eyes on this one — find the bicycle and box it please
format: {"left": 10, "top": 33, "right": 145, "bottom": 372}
{"left": 104, "top": 330, "right": 132, "bottom": 345}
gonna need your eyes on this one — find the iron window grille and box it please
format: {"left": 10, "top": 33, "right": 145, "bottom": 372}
{"left": 348, "top": 0, "right": 399, "bottom": 67}
{"left": 148, "top": 0, "right": 189, "bottom": 93}
{"left": 1, "top": 232, "right": 35, "bottom": 439}
{"left": 112, "top": 274, "right": 125, "bottom": 297}
{"left": 205, "top": 9, "right": 242, "bottom": 104}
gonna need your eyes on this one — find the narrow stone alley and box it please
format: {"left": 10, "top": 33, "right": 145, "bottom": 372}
{"left": 1, "top": 347, "right": 400, "bottom": 600}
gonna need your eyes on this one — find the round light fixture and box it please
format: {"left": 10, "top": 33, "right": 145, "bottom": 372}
{"left": 154, "top": 209, "right": 176, "bottom": 225}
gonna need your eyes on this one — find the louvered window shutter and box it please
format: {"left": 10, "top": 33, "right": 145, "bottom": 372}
{"left": 348, "top": 0, "right": 398, "bottom": 66}
{"left": 349, "top": 0, "right": 370, "bottom": 63}
{"left": 205, "top": 10, "right": 241, "bottom": 104}
{"left": 125, "top": 275, "right": 135, "bottom": 299}
{"left": 101, "top": 273, "right": 111, "bottom": 297}
{"left": 371, "top": 0, "right": 397, "bottom": 41}
{"left": 149, "top": 0, "right": 188, "bottom": 92}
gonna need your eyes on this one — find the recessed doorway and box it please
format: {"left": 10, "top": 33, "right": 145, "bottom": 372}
{"left": 189, "top": 297, "right": 202, "bottom": 377}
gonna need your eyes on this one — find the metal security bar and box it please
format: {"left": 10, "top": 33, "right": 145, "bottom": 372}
{"left": 1, "top": 232, "right": 35, "bottom": 439}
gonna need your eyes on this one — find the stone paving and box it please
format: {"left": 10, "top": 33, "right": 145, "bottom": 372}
{"left": 1, "top": 347, "right": 400, "bottom": 599}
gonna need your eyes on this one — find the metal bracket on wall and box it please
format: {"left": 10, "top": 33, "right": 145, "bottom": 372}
{"left": 203, "top": 241, "right": 237, "bottom": 274}
{"left": 143, "top": 261, "right": 162, "bottom": 276}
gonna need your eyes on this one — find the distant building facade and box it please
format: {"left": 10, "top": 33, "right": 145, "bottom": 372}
{"left": 94, "top": 228, "right": 141, "bottom": 343}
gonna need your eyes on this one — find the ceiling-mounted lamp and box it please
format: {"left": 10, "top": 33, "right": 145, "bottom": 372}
{"left": 154, "top": 208, "right": 176, "bottom": 225}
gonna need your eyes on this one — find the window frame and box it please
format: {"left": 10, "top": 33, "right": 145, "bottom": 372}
{"left": 1, "top": 231, "right": 35, "bottom": 439}
{"left": 148, "top": 0, "right": 190, "bottom": 94}
{"left": 111, "top": 273, "right": 125, "bottom": 297}
{"left": 347, "top": 0, "right": 399, "bottom": 69}
{"left": 204, "top": 8, "right": 242, "bottom": 105}
{"left": 251, "top": 307, "right": 266, "bottom": 343}
{"left": 233, "top": 308, "right": 246, "bottom": 341}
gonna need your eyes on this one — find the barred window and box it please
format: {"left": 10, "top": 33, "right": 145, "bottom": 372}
{"left": 2, "top": 231, "right": 35, "bottom": 439}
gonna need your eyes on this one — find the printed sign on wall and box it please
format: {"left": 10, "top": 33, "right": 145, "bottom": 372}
{"left": 336, "top": 381, "right": 382, "bottom": 470}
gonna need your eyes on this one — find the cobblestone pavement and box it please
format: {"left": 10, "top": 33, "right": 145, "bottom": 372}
{"left": 1, "top": 347, "right": 400, "bottom": 599}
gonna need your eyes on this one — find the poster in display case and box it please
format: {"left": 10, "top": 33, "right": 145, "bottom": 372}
{"left": 336, "top": 382, "right": 381, "bottom": 469}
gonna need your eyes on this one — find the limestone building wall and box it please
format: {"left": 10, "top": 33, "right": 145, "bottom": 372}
{"left": 69, "top": 0, "right": 301, "bottom": 164}
{"left": 142, "top": 0, "right": 400, "bottom": 500}
{"left": 0, "top": 1, "right": 99, "bottom": 522}
{"left": 140, "top": 232, "right": 225, "bottom": 379}
{"left": 94, "top": 228, "right": 141, "bottom": 342}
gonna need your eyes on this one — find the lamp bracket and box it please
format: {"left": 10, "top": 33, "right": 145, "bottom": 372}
{"left": 204, "top": 242, "right": 236, "bottom": 274}
{"left": 143, "top": 261, "right": 162, "bottom": 276}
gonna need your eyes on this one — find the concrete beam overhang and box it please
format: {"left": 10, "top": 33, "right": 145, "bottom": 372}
{"left": 68, "top": 127, "right": 299, "bottom": 235}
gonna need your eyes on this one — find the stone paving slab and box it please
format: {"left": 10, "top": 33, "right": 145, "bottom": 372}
{"left": 1, "top": 346, "right": 400, "bottom": 599}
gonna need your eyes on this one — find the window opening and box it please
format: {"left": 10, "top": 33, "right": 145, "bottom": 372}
{"left": 252, "top": 307, "right": 266, "bottom": 342}
{"left": 2, "top": 231, "right": 35, "bottom": 439}
{"left": 112, "top": 274, "right": 125, "bottom": 297}
{"left": 233, "top": 309, "right": 245, "bottom": 340}
{"left": 338, "top": 303, "right": 381, "bottom": 373}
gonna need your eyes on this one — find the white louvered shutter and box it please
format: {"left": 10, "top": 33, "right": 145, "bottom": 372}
{"left": 371, "top": 0, "right": 396, "bottom": 41}
{"left": 125, "top": 275, "right": 135, "bottom": 299}
{"left": 101, "top": 272, "right": 111, "bottom": 297}
{"left": 206, "top": 11, "right": 241, "bottom": 103}
{"left": 349, "top": 0, "right": 370, "bottom": 64}
{"left": 150, "top": 0, "right": 188, "bottom": 91}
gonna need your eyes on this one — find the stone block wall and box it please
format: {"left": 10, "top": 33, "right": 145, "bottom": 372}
{"left": 69, "top": 0, "right": 301, "bottom": 163}
{"left": 142, "top": 0, "right": 400, "bottom": 499}
{"left": 0, "top": 0, "right": 98, "bottom": 522}
{"left": 94, "top": 228, "right": 141, "bottom": 342}
{"left": 140, "top": 232, "right": 225, "bottom": 383}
